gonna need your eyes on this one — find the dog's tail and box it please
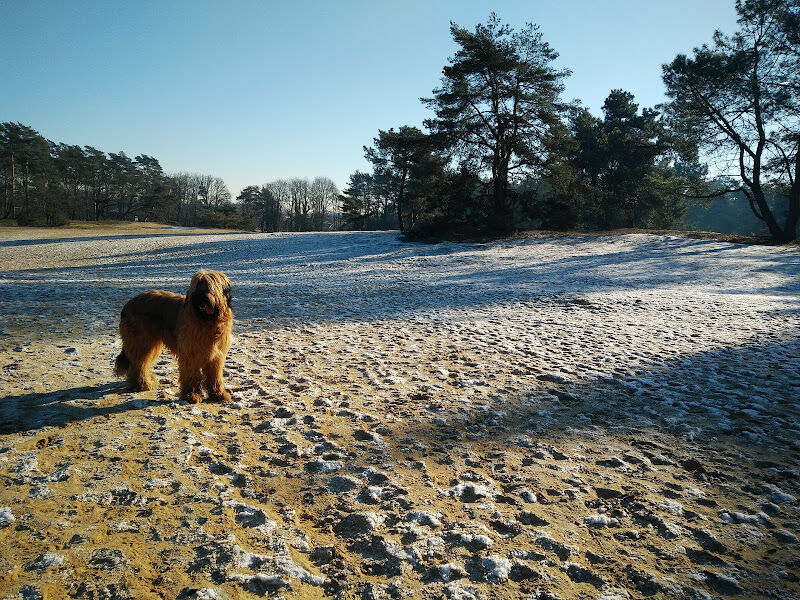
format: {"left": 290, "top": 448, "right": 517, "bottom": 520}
{"left": 114, "top": 350, "right": 130, "bottom": 376}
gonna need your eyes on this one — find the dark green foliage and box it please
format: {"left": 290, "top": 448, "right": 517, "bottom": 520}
{"left": 530, "top": 195, "right": 580, "bottom": 231}
{"left": 594, "top": 91, "right": 666, "bottom": 227}
{"left": 571, "top": 92, "right": 683, "bottom": 229}
{"left": 0, "top": 122, "right": 53, "bottom": 223}
{"left": 532, "top": 91, "right": 688, "bottom": 231}
{"left": 364, "top": 126, "right": 442, "bottom": 233}
{"left": 0, "top": 121, "right": 247, "bottom": 228}
{"left": 352, "top": 9, "right": 799, "bottom": 240}
{"left": 526, "top": 121, "right": 584, "bottom": 231}
{"left": 15, "top": 207, "right": 68, "bottom": 227}
{"left": 422, "top": 14, "right": 570, "bottom": 232}
{"left": 662, "top": 0, "right": 800, "bottom": 241}
{"left": 341, "top": 171, "right": 379, "bottom": 230}
{"left": 237, "top": 185, "right": 281, "bottom": 232}
{"left": 350, "top": 14, "right": 572, "bottom": 238}
{"left": 197, "top": 203, "right": 256, "bottom": 230}
{"left": 356, "top": 16, "right": 688, "bottom": 237}
{"left": 361, "top": 127, "right": 460, "bottom": 234}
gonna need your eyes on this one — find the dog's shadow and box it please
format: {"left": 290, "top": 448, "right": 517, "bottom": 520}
{"left": 0, "top": 382, "right": 150, "bottom": 435}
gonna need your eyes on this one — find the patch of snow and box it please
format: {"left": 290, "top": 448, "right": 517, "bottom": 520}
{"left": 437, "top": 562, "right": 467, "bottom": 582}
{"left": 480, "top": 555, "right": 512, "bottom": 582}
{"left": 448, "top": 482, "right": 497, "bottom": 502}
{"left": 407, "top": 511, "right": 443, "bottom": 528}
{"left": 769, "top": 490, "right": 796, "bottom": 504}
{"left": 584, "top": 514, "right": 619, "bottom": 527}
{"left": 305, "top": 459, "right": 343, "bottom": 473}
{"left": 662, "top": 499, "right": 684, "bottom": 516}
{"left": 0, "top": 507, "right": 15, "bottom": 526}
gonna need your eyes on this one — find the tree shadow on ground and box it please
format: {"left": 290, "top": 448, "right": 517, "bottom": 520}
{"left": 396, "top": 334, "right": 800, "bottom": 468}
{"left": 338, "top": 335, "right": 800, "bottom": 599}
{"left": 0, "top": 382, "right": 145, "bottom": 435}
{"left": 1, "top": 233, "right": 798, "bottom": 331}
{"left": 378, "top": 337, "right": 800, "bottom": 598}
{"left": 0, "top": 231, "right": 241, "bottom": 249}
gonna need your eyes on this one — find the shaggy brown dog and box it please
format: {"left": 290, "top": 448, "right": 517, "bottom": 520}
{"left": 114, "top": 270, "right": 233, "bottom": 404}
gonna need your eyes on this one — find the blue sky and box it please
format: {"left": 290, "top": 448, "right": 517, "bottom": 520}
{"left": 2, "top": 1, "right": 739, "bottom": 198}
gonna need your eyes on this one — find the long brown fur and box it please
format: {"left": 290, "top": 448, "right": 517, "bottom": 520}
{"left": 114, "top": 270, "right": 233, "bottom": 404}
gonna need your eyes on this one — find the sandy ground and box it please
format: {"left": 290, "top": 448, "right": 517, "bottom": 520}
{"left": 0, "top": 224, "right": 798, "bottom": 600}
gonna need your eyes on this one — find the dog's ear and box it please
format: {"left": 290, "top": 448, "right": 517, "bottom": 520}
{"left": 223, "top": 284, "right": 232, "bottom": 308}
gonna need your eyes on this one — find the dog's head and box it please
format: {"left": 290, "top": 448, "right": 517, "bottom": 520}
{"left": 187, "top": 270, "right": 232, "bottom": 322}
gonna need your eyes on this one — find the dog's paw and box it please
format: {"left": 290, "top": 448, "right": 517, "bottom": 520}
{"left": 140, "top": 379, "right": 158, "bottom": 392}
{"left": 130, "top": 379, "right": 157, "bottom": 392}
{"left": 183, "top": 392, "right": 203, "bottom": 404}
{"left": 209, "top": 389, "right": 232, "bottom": 403}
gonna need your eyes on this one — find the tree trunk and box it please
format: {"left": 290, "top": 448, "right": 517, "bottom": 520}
{"left": 783, "top": 197, "right": 799, "bottom": 242}
{"left": 493, "top": 177, "right": 505, "bottom": 216}
{"left": 396, "top": 168, "right": 407, "bottom": 233}
{"left": 782, "top": 152, "right": 800, "bottom": 242}
{"left": 493, "top": 159, "right": 508, "bottom": 224}
{"left": 749, "top": 182, "right": 784, "bottom": 240}
{"left": 747, "top": 54, "right": 789, "bottom": 242}
{"left": 23, "top": 159, "right": 29, "bottom": 216}
{"left": 10, "top": 153, "right": 15, "bottom": 214}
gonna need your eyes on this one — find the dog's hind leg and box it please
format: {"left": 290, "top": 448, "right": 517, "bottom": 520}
{"left": 114, "top": 350, "right": 130, "bottom": 377}
{"left": 125, "top": 340, "right": 162, "bottom": 391}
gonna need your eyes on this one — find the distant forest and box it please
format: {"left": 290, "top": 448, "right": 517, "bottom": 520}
{"left": 0, "top": 122, "right": 339, "bottom": 231}
{"left": 2, "top": 0, "right": 798, "bottom": 241}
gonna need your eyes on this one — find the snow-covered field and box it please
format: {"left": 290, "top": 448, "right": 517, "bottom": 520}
{"left": 0, "top": 225, "right": 798, "bottom": 599}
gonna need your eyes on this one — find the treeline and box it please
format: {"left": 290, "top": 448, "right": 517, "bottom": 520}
{"left": 0, "top": 123, "right": 344, "bottom": 232}
{"left": 686, "top": 189, "right": 792, "bottom": 236}
{"left": 343, "top": 1, "right": 799, "bottom": 242}
{"left": 346, "top": 92, "right": 694, "bottom": 236}
{"left": 236, "top": 177, "right": 340, "bottom": 232}
{"left": 0, "top": 122, "right": 255, "bottom": 228}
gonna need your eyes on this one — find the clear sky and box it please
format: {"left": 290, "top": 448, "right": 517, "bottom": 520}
{"left": 1, "top": 1, "right": 739, "bottom": 198}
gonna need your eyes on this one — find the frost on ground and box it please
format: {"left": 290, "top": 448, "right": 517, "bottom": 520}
{"left": 0, "top": 224, "right": 799, "bottom": 599}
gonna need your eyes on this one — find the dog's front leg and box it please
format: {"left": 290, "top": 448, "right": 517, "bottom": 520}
{"left": 178, "top": 356, "right": 204, "bottom": 404}
{"left": 204, "top": 354, "right": 231, "bottom": 403}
